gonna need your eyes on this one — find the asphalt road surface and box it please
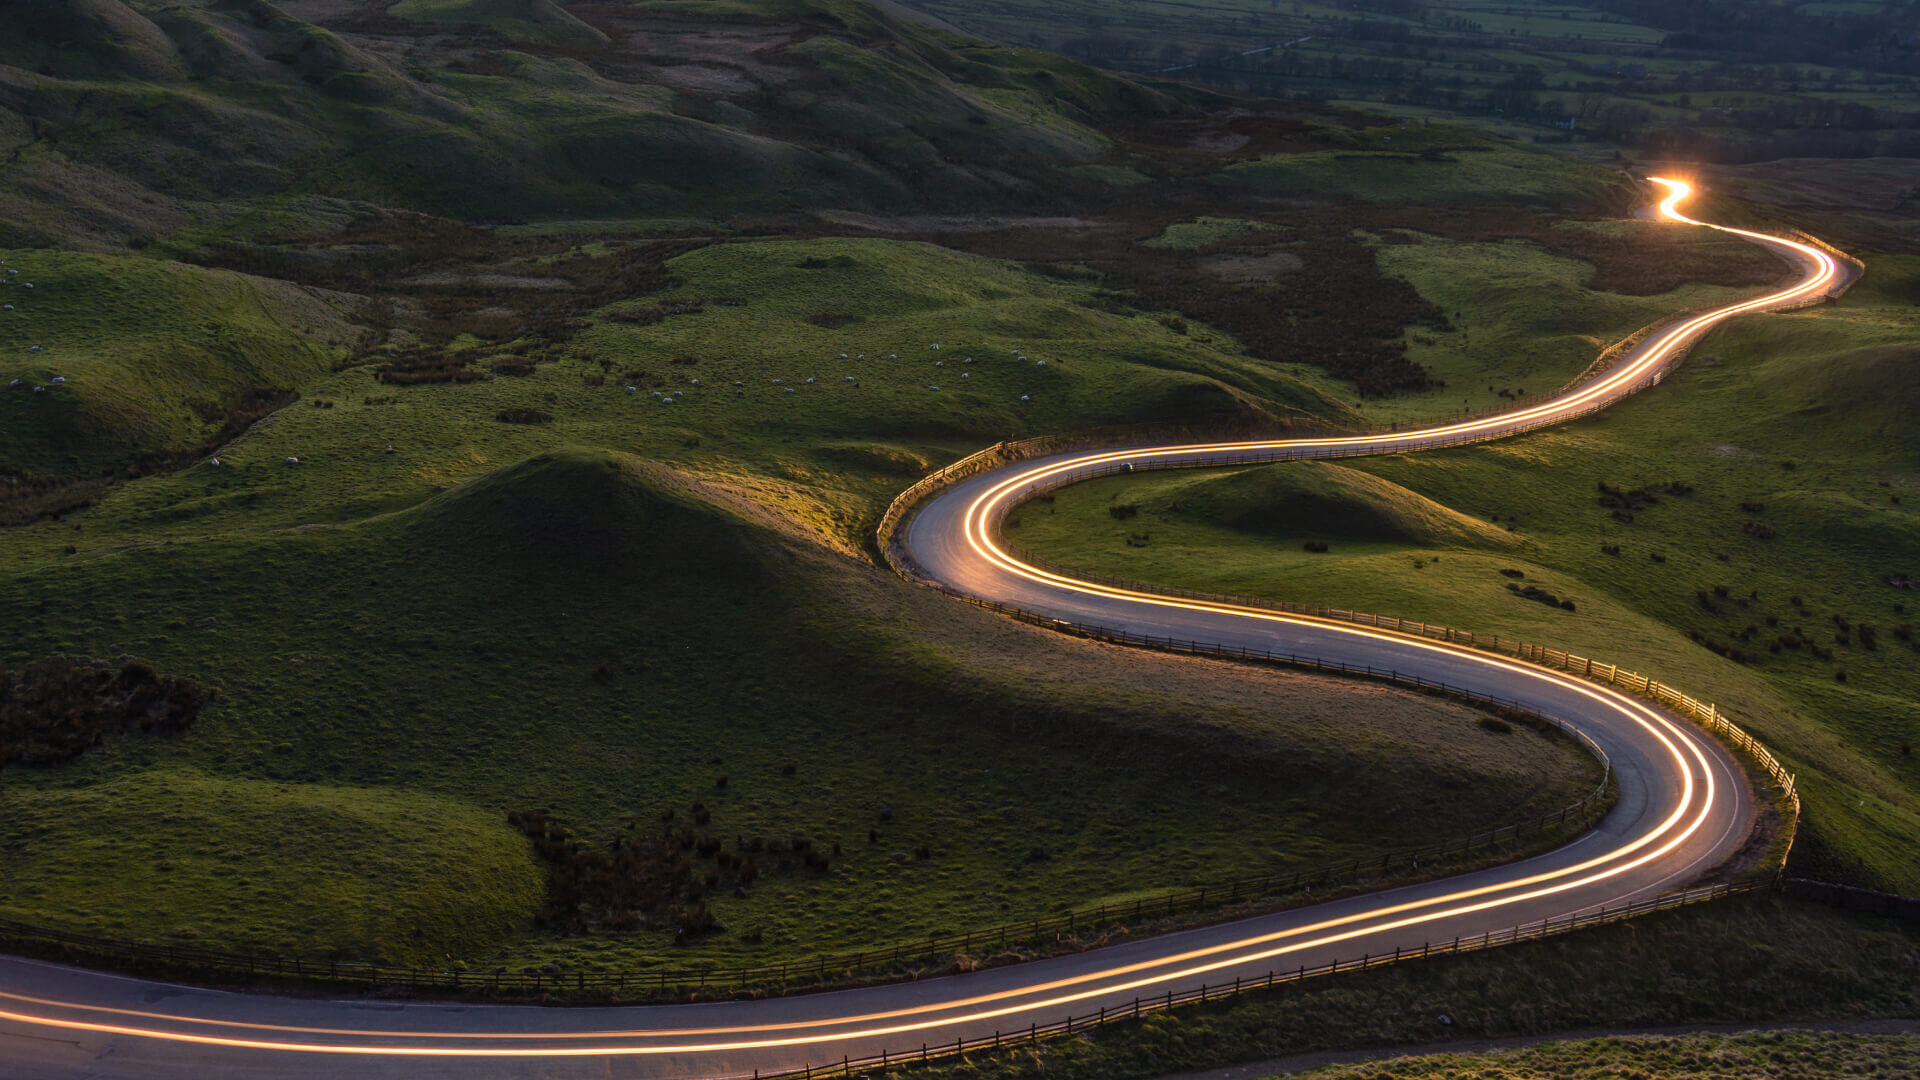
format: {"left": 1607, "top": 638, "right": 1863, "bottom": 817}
{"left": 0, "top": 180, "right": 1853, "bottom": 1079}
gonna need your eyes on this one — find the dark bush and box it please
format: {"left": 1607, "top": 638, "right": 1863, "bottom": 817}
{"left": 494, "top": 408, "right": 552, "bottom": 425}
{"left": 1108, "top": 503, "right": 1140, "bottom": 520}
{"left": 1303, "top": 540, "right": 1330, "bottom": 553}
{"left": 1, "top": 657, "right": 205, "bottom": 765}
{"left": 1478, "top": 716, "right": 1513, "bottom": 734}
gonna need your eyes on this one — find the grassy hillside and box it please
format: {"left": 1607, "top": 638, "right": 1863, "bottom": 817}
{"left": 0, "top": 447, "right": 1598, "bottom": 966}
{"left": 1017, "top": 250, "right": 1920, "bottom": 893}
{"left": 0, "top": 249, "right": 361, "bottom": 484}
{"left": 1290, "top": 1031, "right": 1920, "bottom": 1080}
{"left": 883, "top": 895, "right": 1920, "bottom": 1080}
{"left": 0, "top": 0, "right": 1180, "bottom": 244}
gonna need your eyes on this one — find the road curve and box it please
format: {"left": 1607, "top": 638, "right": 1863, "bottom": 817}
{"left": 0, "top": 181, "right": 1852, "bottom": 1079}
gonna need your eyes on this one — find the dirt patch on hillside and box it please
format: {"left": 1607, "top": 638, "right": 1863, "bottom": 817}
{"left": 1200, "top": 250, "right": 1305, "bottom": 284}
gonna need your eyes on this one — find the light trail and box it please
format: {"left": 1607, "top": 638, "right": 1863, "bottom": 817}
{"left": 0, "top": 180, "right": 1841, "bottom": 1073}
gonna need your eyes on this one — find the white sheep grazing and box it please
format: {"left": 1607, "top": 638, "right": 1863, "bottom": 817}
{"left": 844, "top": 375, "right": 856, "bottom": 382}
{"left": 857, "top": 354, "right": 866, "bottom": 360}
{"left": 734, "top": 380, "right": 744, "bottom": 387}
{"left": 838, "top": 353, "right": 849, "bottom": 359}
{"left": 2, "top": 305, "right": 11, "bottom": 311}
{"left": 29, "top": 345, "right": 41, "bottom": 352}
{"left": 50, "top": 375, "right": 64, "bottom": 384}
{"left": 929, "top": 385, "right": 940, "bottom": 391}
{"left": 771, "top": 378, "right": 783, "bottom": 384}
{"left": 7, "top": 378, "right": 18, "bottom": 387}
{"left": 935, "top": 359, "right": 944, "bottom": 367}
{"left": 209, "top": 457, "right": 221, "bottom": 467}
{"left": 963, "top": 357, "right": 973, "bottom": 363}
{"left": 689, "top": 378, "right": 700, "bottom": 386}
{"left": 888, "top": 353, "right": 897, "bottom": 360}
{"left": 1020, "top": 395, "right": 1030, "bottom": 402}
{"left": 285, "top": 456, "right": 299, "bottom": 465}
{"left": 930, "top": 343, "right": 941, "bottom": 350}
{"left": 1036, "top": 360, "right": 1046, "bottom": 366}
{"left": 806, "top": 376, "right": 815, "bottom": 384}
{"left": 385, "top": 445, "right": 396, "bottom": 454}
{"left": 662, "top": 396, "right": 674, "bottom": 404}
{"left": 960, "top": 372, "right": 969, "bottom": 379}
{"left": 625, "top": 385, "right": 636, "bottom": 392}
{"left": 23, "top": 283, "right": 31, "bottom": 289}
{"left": 653, "top": 390, "right": 663, "bottom": 397}
{"left": 32, "top": 385, "right": 43, "bottom": 393}
{"left": 785, "top": 387, "right": 795, "bottom": 394}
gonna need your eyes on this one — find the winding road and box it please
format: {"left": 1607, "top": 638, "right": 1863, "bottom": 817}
{"left": 0, "top": 180, "right": 1855, "bottom": 1079}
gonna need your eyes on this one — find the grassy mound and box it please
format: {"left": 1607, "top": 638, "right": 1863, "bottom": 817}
{"left": 0, "top": 769, "right": 543, "bottom": 964}
{"left": 0, "top": 249, "right": 357, "bottom": 481}
{"left": 1145, "top": 460, "right": 1524, "bottom": 549}
{"left": 0, "top": 447, "right": 1598, "bottom": 967}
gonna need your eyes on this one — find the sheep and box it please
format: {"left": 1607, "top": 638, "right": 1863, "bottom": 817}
{"left": 653, "top": 390, "right": 663, "bottom": 398}
{"left": 734, "top": 380, "right": 745, "bottom": 387}
{"left": 844, "top": 375, "right": 856, "bottom": 382}
{"left": 32, "top": 385, "right": 43, "bottom": 393}
{"left": 805, "top": 376, "right": 815, "bottom": 384}
{"left": 385, "top": 445, "right": 396, "bottom": 454}
{"left": 22, "top": 283, "right": 31, "bottom": 289}
{"left": 625, "top": 385, "right": 637, "bottom": 392}
{"left": 661, "top": 396, "right": 675, "bottom": 404}
{"left": 784, "top": 387, "right": 795, "bottom": 394}
{"left": 838, "top": 353, "right": 849, "bottom": 360}
{"left": 50, "top": 375, "right": 64, "bottom": 384}
{"left": 930, "top": 343, "right": 941, "bottom": 350}
{"left": 856, "top": 354, "right": 866, "bottom": 360}
{"left": 689, "top": 378, "right": 700, "bottom": 386}
{"left": 209, "top": 457, "right": 221, "bottom": 467}
{"left": 29, "top": 345, "right": 41, "bottom": 352}
{"left": 6, "top": 378, "right": 18, "bottom": 388}
{"left": 888, "top": 353, "right": 897, "bottom": 360}
{"left": 1020, "top": 394, "right": 1030, "bottom": 402}
{"left": 771, "top": 378, "right": 783, "bottom": 385}
{"left": 1035, "top": 360, "right": 1046, "bottom": 366}
{"left": 935, "top": 359, "right": 944, "bottom": 367}
{"left": 963, "top": 357, "right": 973, "bottom": 363}
{"left": 285, "top": 456, "right": 299, "bottom": 465}
{"left": 929, "top": 385, "right": 941, "bottom": 391}
{"left": 2, "top": 305, "right": 11, "bottom": 311}
{"left": 961, "top": 372, "right": 969, "bottom": 379}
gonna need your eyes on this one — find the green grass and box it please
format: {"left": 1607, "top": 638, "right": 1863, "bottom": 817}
{"left": 0, "top": 446, "right": 1598, "bottom": 968}
{"left": 1015, "top": 252, "right": 1920, "bottom": 893}
{"left": 0, "top": 769, "right": 542, "bottom": 964}
{"left": 1291, "top": 1030, "right": 1920, "bottom": 1080}
{"left": 890, "top": 896, "right": 1920, "bottom": 1080}
{"left": 1347, "top": 224, "right": 1763, "bottom": 425}
{"left": 388, "top": 0, "right": 610, "bottom": 47}
{"left": 0, "top": 250, "right": 356, "bottom": 478}
{"left": 0, "top": 236, "right": 1351, "bottom": 556}
{"left": 1213, "top": 144, "right": 1623, "bottom": 210}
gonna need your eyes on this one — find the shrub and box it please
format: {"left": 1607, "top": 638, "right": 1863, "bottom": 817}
{"left": 1478, "top": 716, "right": 1513, "bottom": 734}
{"left": 1, "top": 657, "right": 205, "bottom": 765}
{"left": 1109, "top": 503, "right": 1140, "bottom": 520}
{"left": 494, "top": 408, "right": 552, "bottom": 424}
{"left": 1303, "top": 540, "right": 1330, "bottom": 553}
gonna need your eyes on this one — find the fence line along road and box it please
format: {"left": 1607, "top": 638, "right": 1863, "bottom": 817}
{"left": 758, "top": 881, "right": 1759, "bottom": 1080}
